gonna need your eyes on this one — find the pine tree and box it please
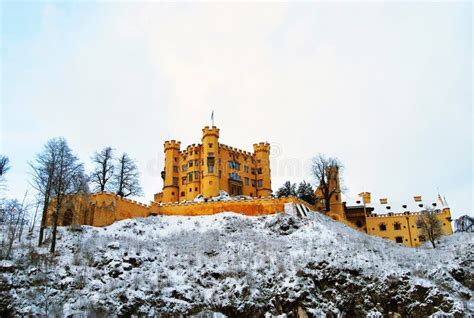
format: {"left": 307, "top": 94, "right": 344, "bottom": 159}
{"left": 297, "top": 181, "right": 316, "bottom": 205}
{"left": 276, "top": 181, "right": 297, "bottom": 198}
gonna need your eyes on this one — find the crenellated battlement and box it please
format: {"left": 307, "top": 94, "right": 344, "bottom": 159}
{"left": 220, "top": 143, "right": 254, "bottom": 157}
{"left": 253, "top": 142, "right": 271, "bottom": 153}
{"left": 202, "top": 126, "right": 220, "bottom": 139}
{"left": 164, "top": 140, "right": 181, "bottom": 151}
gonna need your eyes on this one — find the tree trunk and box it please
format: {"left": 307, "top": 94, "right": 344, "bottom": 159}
{"left": 50, "top": 208, "right": 59, "bottom": 254}
{"left": 38, "top": 188, "right": 51, "bottom": 246}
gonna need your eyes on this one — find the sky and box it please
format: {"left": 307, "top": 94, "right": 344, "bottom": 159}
{"left": 1, "top": 1, "right": 472, "bottom": 219}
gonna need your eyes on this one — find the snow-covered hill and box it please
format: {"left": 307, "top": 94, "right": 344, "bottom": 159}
{"left": 1, "top": 207, "right": 473, "bottom": 317}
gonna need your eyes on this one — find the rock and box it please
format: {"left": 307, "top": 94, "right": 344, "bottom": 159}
{"left": 107, "top": 242, "right": 120, "bottom": 249}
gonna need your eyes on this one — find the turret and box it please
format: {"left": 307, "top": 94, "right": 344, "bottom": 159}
{"left": 253, "top": 142, "right": 271, "bottom": 197}
{"left": 162, "top": 140, "right": 181, "bottom": 202}
{"left": 201, "top": 126, "right": 220, "bottom": 198}
{"left": 328, "top": 166, "right": 344, "bottom": 216}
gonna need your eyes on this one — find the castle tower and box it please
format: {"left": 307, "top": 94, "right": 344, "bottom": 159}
{"left": 314, "top": 165, "right": 346, "bottom": 221}
{"left": 201, "top": 126, "right": 220, "bottom": 198}
{"left": 328, "top": 166, "right": 344, "bottom": 217}
{"left": 162, "top": 140, "right": 181, "bottom": 202}
{"left": 253, "top": 142, "right": 272, "bottom": 197}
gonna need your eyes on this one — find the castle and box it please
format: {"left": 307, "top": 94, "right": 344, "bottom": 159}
{"left": 47, "top": 125, "right": 453, "bottom": 247}
{"left": 155, "top": 126, "right": 271, "bottom": 202}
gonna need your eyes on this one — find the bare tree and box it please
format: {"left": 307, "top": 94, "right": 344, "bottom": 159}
{"left": 30, "top": 140, "right": 59, "bottom": 246}
{"left": 454, "top": 215, "right": 474, "bottom": 232}
{"left": 113, "top": 153, "right": 143, "bottom": 198}
{"left": 0, "top": 154, "right": 10, "bottom": 190}
{"left": 311, "top": 154, "right": 343, "bottom": 212}
{"left": 416, "top": 208, "right": 444, "bottom": 248}
{"left": 48, "top": 138, "right": 84, "bottom": 253}
{"left": 90, "top": 147, "right": 114, "bottom": 192}
{"left": 1, "top": 193, "right": 29, "bottom": 259}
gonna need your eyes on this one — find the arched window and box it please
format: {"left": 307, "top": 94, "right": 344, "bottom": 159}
{"left": 393, "top": 222, "right": 401, "bottom": 230}
{"left": 379, "top": 223, "right": 387, "bottom": 231}
{"left": 62, "top": 209, "right": 73, "bottom": 226}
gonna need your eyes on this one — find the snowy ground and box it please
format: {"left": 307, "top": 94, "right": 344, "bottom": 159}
{"left": 1, "top": 206, "right": 473, "bottom": 317}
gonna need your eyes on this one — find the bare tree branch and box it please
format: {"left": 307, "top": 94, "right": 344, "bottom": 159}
{"left": 90, "top": 147, "right": 114, "bottom": 192}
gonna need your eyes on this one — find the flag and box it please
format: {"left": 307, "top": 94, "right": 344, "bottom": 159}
{"left": 211, "top": 110, "right": 214, "bottom": 125}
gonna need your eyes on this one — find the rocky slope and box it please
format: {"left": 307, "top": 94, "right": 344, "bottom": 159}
{"left": 1, "top": 207, "right": 473, "bottom": 317}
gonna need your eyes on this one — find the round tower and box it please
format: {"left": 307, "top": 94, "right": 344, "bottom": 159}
{"left": 253, "top": 142, "right": 272, "bottom": 197}
{"left": 162, "top": 140, "right": 180, "bottom": 202}
{"left": 201, "top": 126, "right": 220, "bottom": 199}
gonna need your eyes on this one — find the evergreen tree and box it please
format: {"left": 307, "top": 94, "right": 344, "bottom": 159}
{"left": 275, "top": 181, "right": 297, "bottom": 198}
{"left": 297, "top": 181, "right": 316, "bottom": 205}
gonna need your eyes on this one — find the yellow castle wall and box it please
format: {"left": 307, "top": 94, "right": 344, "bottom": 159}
{"left": 152, "top": 196, "right": 309, "bottom": 217}
{"left": 48, "top": 193, "right": 311, "bottom": 227}
{"left": 365, "top": 208, "right": 453, "bottom": 247}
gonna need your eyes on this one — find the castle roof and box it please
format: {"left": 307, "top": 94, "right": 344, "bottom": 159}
{"left": 344, "top": 194, "right": 448, "bottom": 215}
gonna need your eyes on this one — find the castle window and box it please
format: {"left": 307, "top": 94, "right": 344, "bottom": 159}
{"left": 208, "top": 165, "right": 214, "bottom": 173}
{"left": 189, "top": 161, "right": 193, "bottom": 167}
{"left": 173, "top": 177, "right": 178, "bottom": 186}
{"left": 244, "top": 166, "right": 249, "bottom": 173}
{"left": 229, "top": 172, "right": 241, "bottom": 181}
{"left": 189, "top": 188, "right": 192, "bottom": 192}
{"left": 188, "top": 172, "right": 193, "bottom": 182}
{"left": 195, "top": 160, "right": 199, "bottom": 166}
{"left": 208, "top": 143, "right": 213, "bottom": 148}
{"left": 251, "top": 179, "right": 256, "bottom": 187}
{"left": 174, "top": 157, "right": 178, "bottom": 162}
{"left": 182, "top": 177, "right": 187, "bottom": 185}
{"left": 173, "top": 165, "right": 178, "bottom": 173}
{"left": 245, "top": 177, "right": 249, "bottom": 186}
{"left": 182, "top": 164, "right": 187, "bottom": 172}
{"left": 393, "top": 222, "right": 401, "bottom": 230}
{"left": 379, "top": 223, "right": 387, "bottom": 231}
{"left": 395, "top": 236, "right": 403, "bottom": 244}
{"left": 356, "top": 220, "right": 363, "bottom": 228}
{"left": 335, "top": 194, "right": 339, "bottom": 201}
{"left": 251, "top": 168, "right": 256, "bottom": 175}
{"left": 195, "top": 187, "right": 198, "bottom": 191}
{"left": 218, "top": 170, "right": 222, "bottom": 178}
{"left": 171, "top": 192, "right": 175, "bottom": 195}
{"left": 257, "top": 179, "right": 263, "bottom": 187}
{"left": 181, "top": 191, "right": 185, "bottom": 196}
{"left": 194, "top": 171, "right": 199, "bottom": 179}
{"left": 258, "top": 168, "right": 262, "bottom": 174}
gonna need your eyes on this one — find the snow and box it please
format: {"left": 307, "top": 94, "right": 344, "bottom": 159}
{"left": 1, "top": 204, "right": 473, "bottom": 316}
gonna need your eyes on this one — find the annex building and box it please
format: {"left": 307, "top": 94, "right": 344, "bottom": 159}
{"left": 313, "top": 168, "right": 453, "bottom": 247}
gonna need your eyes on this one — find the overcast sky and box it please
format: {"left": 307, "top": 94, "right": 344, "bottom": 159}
{"left": 1, "top": 2, "right": 472, "bottom": 219}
